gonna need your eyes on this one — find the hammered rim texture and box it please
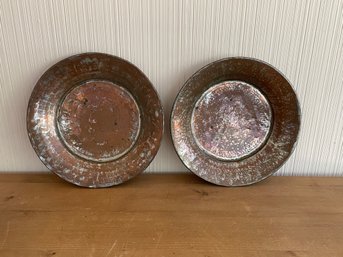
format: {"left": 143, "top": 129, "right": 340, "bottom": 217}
{"left": 171, "top": 57, "right": 301, "bottom": 186}
{"left": 27, "top": 52, "right": 164, "bottom": 187}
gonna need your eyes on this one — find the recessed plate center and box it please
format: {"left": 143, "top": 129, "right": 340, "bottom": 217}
{"left": 191, "top": 81, "right": 272, "bottom": 161}
{"left": 57, "top": 80, "right": 140, "bottom": 162}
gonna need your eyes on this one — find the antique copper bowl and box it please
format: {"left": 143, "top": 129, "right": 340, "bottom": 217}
{"left": 27, "top": 53, "right": 163, "bottom": 187}
{"left": 171, "top": 58, "right": 300, "bottom": 186}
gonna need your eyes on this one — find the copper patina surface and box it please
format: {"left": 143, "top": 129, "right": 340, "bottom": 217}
{"left": 27, "top": 53, "right": 163, "bottom": 187}
{"left": 171, "top": 58, "right": 300, "bottom": 186}
{"left": 57, "top": 81, "right": 141, "bottom": 162}
{"left": 191, "top": 81, "right": 272, "bottom": 161}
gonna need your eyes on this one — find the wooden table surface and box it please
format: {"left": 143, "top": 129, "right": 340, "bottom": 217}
{"left": 0, "top": 173, "right": 343, "bottom": 257}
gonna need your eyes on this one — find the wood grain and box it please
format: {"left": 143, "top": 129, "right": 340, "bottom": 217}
{"left": 0, "top": 173, "right": 343, "bottom": 256}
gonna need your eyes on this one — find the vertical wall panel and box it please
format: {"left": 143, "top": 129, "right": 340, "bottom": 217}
{"left": 0, "top": 0, "right": 342, "bottom": 175}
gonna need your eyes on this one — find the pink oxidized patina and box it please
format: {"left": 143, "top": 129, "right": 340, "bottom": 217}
{"left": 27, "top": 53, "right": 163, "bottom": 187}
{"left": 171, "top": 58, "right": 300, "bottom": 186}
{"left": 191, "top": 81, "right": 272, "bottom": 161}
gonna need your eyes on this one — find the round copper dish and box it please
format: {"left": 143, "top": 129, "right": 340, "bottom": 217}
{"left": 171, "top": 58, "right": 300, "bottom": 186}
{"left": 27, "top": 53, "right": 163, "bottom": 187}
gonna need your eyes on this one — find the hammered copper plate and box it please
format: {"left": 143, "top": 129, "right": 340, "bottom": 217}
{"left": 27, "top": 53, "right": 163, "bottom": 187}
{"left": 171, "top": 58, "right": 301, "bottom": 186}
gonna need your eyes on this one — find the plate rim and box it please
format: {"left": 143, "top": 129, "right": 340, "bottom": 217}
{"left": 170, "top": 56, "right": 301, "bottom": 186}
{"left": 27, "top": 52, "right": 164, "bottom": 187}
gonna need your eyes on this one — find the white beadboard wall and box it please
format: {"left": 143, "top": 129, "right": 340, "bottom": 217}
{"left": 0, "top": 0, "right": 342, "bottom": 175}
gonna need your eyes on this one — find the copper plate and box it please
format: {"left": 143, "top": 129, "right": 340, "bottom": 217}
{"left": 27, "top": 53, "right": 163, "bottom": 187}
{"left": 171, "top": 58, "right": 301, "bottom": 186}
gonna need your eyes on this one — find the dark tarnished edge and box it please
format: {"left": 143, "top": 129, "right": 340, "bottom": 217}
{"left": 170, "top": 57, "right": 301, "bottom": 186}
{"left": 27, "top": 52, "right": 164, "bottom": 188}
